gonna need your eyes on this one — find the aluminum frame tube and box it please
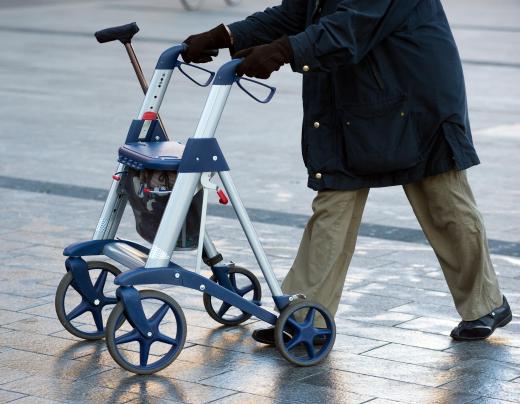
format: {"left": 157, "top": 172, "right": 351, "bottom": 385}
{"left": 219, "top": 171, "right": 283, "bottom": 297}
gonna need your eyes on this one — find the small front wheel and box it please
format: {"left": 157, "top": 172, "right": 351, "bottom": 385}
{"left": 203, "top": 265, "right": 261, "bottom": 326}
{"left": 55, "top": 261, "right": 121, "bottom": 340}
{"left": 275, "top": 300, "right": 336, "bottom": 366}
{"left": 106, "top": 290, "right": 186, "bottom": 375}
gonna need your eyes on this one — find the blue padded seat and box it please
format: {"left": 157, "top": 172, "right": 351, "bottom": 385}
{"left": 119, "top": 141, "right": 185, "bottom": 171}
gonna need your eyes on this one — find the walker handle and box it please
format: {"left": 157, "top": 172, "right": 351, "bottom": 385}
{"left": 95, "top": 22, "right": 139, "bottom": 44}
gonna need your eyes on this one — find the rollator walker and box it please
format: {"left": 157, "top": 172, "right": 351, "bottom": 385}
{"left": 54, "top": 22, "right": 336, "bottom": 374}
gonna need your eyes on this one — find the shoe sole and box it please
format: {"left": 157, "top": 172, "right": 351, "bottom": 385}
{"left": 451, "top": 312, "right": 513, "bottom": 341}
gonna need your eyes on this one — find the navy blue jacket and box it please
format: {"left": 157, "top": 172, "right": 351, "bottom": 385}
{"left": 229, "top": 0, "right": 480, "bottom": 191}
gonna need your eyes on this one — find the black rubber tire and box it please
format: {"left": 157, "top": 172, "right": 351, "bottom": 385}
{"left": 55, "top": 261, "right": 121, "bottom": 341}
{"left": 202, "top": 266, "right": 261, "bottom": 326}
{"left": 105, "top": 290, "right": 187, "bottom": 375}
{"left": 275, "top": 300, "right": 336, "bottom": 366}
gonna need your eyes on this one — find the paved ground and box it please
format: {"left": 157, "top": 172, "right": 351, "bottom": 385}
{"left": 0, "top": 0, "right": 519, "bottom": 402}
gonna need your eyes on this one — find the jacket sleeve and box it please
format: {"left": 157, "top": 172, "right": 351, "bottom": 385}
{"left": 227, "top": 0, "right": 308, "bottom": 52}
{"left": 289, "top": 0, "right": 421, "bottom": 73}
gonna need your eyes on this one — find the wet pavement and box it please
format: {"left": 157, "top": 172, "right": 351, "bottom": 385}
{"left": 0, "top": 0, "right": 519, "bottom": 402}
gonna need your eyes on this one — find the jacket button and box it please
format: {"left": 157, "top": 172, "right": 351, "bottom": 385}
{"left": 303, "top": 65, "right": 310, "bottom": 72}
{"left": 313, "top": 121, "right": 320, "bottom": 128}
{"left": 315, "top": 173, "right": 322, "bottom": 179}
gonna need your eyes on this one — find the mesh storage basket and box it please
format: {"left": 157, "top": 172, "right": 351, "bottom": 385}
{"left": 124, "top": 168, "right": 202, "bottom": 250}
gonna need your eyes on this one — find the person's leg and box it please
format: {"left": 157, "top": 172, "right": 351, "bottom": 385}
{"left": 281, "top": 188, "right": 369, "bottom": 327}
{"left": 403, "top": 169, "right": 503, "bottom": 321}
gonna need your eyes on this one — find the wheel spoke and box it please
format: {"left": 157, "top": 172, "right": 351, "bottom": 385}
{"left": 156, "top": 332, "right": 178, "bottom": 346}
{"left": 217, "top": 302, "right": 232, "bottom": 318}
{"left": 303, "top": 340, "right": 316, "bottom": 359}
{"left": 93, "top": 270, "right": 108, "bottom": 293}
{"left": 237, "top": 284, "right": 255, "bottom": 296}
{"left": 315, "top": 328, "right": 332, "bottom": 337}
{"left": 286, "top": 316, "right": 300, "bottom": 329}
{"left": 229, "top": 273, "right": 238, "bottom": 291}
{"left": 92, "top": 309, "right": 104, "bottom": 332}
{"left": 139, "top": 340, "right": 151, "bottom": 367}
{"left": 285, "top": 335, "right": 303, "bottom": 351}
{"left": 149, "top": 304, "right": 170, "bottom": 328}
{"left": 103, "top": 297, "right": 117, "bottom": 305}
{"left": 66, "top": 301, "right": 90, "bottom": 321}
{"left": 302, "top": 308, "right": 316, "bottom": 328}
{"left": 115, "top": 329, "right": 140, "bottom": 345}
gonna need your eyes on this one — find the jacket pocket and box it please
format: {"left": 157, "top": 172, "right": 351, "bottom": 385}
{"left": 339, "top": 95, "right": 422, "bottom": 175}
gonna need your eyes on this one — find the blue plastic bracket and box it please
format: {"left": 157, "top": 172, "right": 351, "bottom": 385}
{"left": 65, "top": 257, "right": 99, "bottom": 304}
{"left": 273, "top": 295, "right": 292, "bottom": 311}
{"left": 178, "top": 138, "right": 230, "bottom": 173}
{"left": 124, "top": 119, "right": 168, "bottom": 144}
{"left": 115, "top": 264, "right": 277, "bottom": 325}
{"left": 116, "top": 286, "right": 153, "bottom": 337}
{"left": 63, "top": 239, "right": 149, "bottom": 257}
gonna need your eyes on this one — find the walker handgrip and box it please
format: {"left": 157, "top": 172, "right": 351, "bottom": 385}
{"left": 236, "top": 77, "right": 276, "bottom": 104}
{"left": 95, "top": 22, "right": 139, "bottom": 44}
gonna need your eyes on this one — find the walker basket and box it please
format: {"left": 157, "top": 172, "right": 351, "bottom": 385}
{"left": 124, "top": 168, "right": 202, "bottom": 250}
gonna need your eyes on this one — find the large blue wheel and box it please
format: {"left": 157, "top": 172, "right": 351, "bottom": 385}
{"left": 275, "top": 301, "right": 336, "bottom": 366}
{"left": 55, "top": 261, "right": 120, "bottom": 340}
{"left": 105, "top": 290, "right": 186, "bottom": 375}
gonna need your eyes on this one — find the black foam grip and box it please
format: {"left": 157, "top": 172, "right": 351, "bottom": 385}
{"left": 95, "top": 22, "right": 139, "bottom": 44}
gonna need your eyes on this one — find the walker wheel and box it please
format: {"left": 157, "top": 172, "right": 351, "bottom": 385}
{"left": 55, "top": 261, "right": 121, "bottom": 340}
{"left": 105, "top": 290, "right": 186, "bottom": 375}
{"left": 203, "top": 265, "right": 261, "bottom": 326}
{"left": 275, "top": 301, "right": 336, "bottom": 366}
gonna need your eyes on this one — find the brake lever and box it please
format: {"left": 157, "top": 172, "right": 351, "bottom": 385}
{"left": 235, "top": 76, "right": 276, "bottom": 104}
{"left": 176, "top": 61, "right": 215, "bottom": 87}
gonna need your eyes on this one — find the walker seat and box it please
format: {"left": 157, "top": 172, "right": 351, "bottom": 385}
{"left": 118, "top": 141, "right": 184, "bottom": 171}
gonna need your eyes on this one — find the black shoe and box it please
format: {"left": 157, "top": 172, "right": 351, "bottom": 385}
{"left": 451, "top": 296, "right": 513, "bottom": 341}
{"left": 251, "top": 327, "right": 329, "bottom": 346}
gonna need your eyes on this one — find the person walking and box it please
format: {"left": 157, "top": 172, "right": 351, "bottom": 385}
{"left": 181, "top": 0, "right": 512, "bottom": 343}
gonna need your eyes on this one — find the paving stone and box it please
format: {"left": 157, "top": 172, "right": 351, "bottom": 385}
{"left": 0, "top": 349, "right": 112, "bottom": 381}
{"left": 336, "top": 307, "right": 417, "bottom": 327}
{"left": 0, "top": 389, "right": 24, "bottom": 403}
{"left": 446, "top": 342, "right": 520, "bottom": 366}
{"left": 301, "top": 369, "right": 478, "bottom": 403}
{"left": 4, "top": 316, "right": 66, "bottom": 335}
{"left": 0, "top": 310, "right": 33, "bottom": 326}
{"left": 201, "top": 367, "right": 369, "bottom": 402}
{"left": 396, "top": 316, "right": 456, "bottom": 336}
{"left": 1, "top": 376, "right": 138, "bottom": 403}
{"left": 335, "top": 319, "right": 454, "bottom": 350}
{"left": 0, "top": 367, "right": 30, "bottom": 385}
{"left": 0, "top": 293, "right": 47, "bottom": 312}
{"left": 440, "top": 375, "right": 520, "bottom": 402}
{"left": 362, "top": 343, "right": 468, "bottom": 370}
{"left": 389, "top": 302, "right": 461, "bottom": 321}
{"left": 8, "top": 397, "right": 63, "bottom": 404}
{"left": 0, "top": 330, "right": 99, "bottom": 359}
{"left": 351, "top": 282, "right": 455, "bottom": 307}
{"left": 326, "top": 350, "right": 456, "bottom": 387}
{"left": 209, "top": 392, "right": 274, "bottom": 403}
{"left": 89, "top": 371, "right": 236, "bottom": 403}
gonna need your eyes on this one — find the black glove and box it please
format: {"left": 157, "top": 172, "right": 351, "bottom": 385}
{"left": 182, "top": 24, "right": 232, "bottom": 63}
{"left": 233, "top": 36, "right": 293, "bottom": 79}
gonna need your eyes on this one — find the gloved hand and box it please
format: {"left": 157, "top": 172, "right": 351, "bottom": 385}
{"left": 233, "top": 36, "right": 293, "bottom": 79}
{"left": 182, "top": 24, "right": 232, "bottom": 63}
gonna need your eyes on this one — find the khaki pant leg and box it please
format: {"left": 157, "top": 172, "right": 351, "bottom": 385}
{"left": 403, "top": 170, "right": 502, "bottom": 320}
{"left": 282, "top": 188, "right": 369, "bottom": 327}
